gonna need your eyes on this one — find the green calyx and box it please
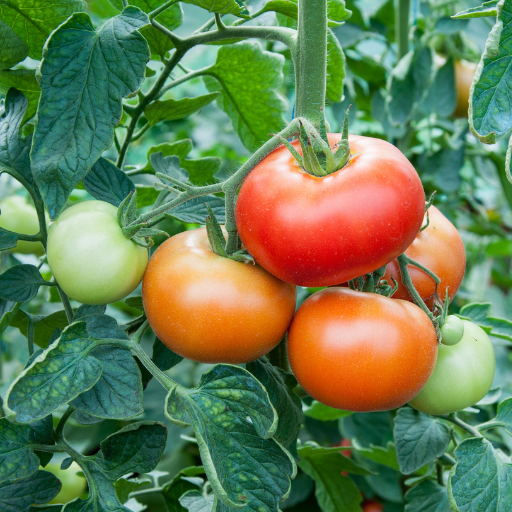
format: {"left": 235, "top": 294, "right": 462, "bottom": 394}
{"left": 348, "top": 265, "right": 398, "bottom": 297}
{"left": 278, "top": 109, "right": 351, "bottom": 177}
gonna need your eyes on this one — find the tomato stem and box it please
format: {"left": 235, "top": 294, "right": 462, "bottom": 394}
{"left": 436, "top": 413, "right": 483, "bottom": 438}
{"left": 55, "top": 406, "right": 75, "bottom": 440}
{"left": 395, "top": 0, "right": 411, "bottom": 61}
{"left": 267, "top": 339, "right": 289, "bottom": 372}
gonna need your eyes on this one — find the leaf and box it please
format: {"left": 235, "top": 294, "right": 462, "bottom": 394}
{"left": 0, "top": 88, "right": 32, "bottom": 184}
{"left": 151, "top": 153, "right": 190, "bottom": 183}
{"left": 181, "top": 0, "right": 246, "bottom": 16}
{"left": 179, "top": 490, "right": 214, "bottom": 512}
{"left": 71, "top": 346, "right": 143, "bottom": 421}
{"left": 0, "top": 70, "right": 40, "bottom": 122}
{"left": 0, "top": 264, "right": 47, "bottom": 303}
{"left": 0, "top": 232, "right": 17, "bottom": 251}
{"left": 82, "top": 158, "right": 135, "bottom": 207}
{"left": 303, "top": 401, "right": 353, "bottom": 421}
{"left": 420, "top": 57, "right": 457, "bottom": 117}
{"left": 153, "top": 337, "right": 183, "bottom": 372}
{"left": 144, "top": 93, "right": 219, "bottom": 125}
{"left": 31, "top": 7, "right": 150, "bottom": 219}
{"left": 0, "top": 20, "right": 28, "bottom": 69}
{"left": 298, "top": 444, "right": 365, "bottom": 512}
{"left": 393, "top": 408, "right": 451, "bottom": 475}
{"left": 246, "top": 358, "right": 303, "bottom": 449}
{"left": 448, "top": 437, "right": 512, "bottom": 512}
{"left": 405, "top": 480, "right": 450, "bottom": 512}
{"left": 166, "top": 196, "right": 226, "bottom": 225}
{"left": 343, "top": 412, "right": 394, "bottom": 448}
{"left": 326, "top": 30, "right": 345, "bottom": 103}
{"left": 417, "top": 145, "right": 464, "bottom": 194}
{"left": 470, "top": 0, "right": 512, "bottom": 144}
{"left": 452, "top": 1, "right": 498, "bottom": 19}
{"left": 0, "top": 299, "right": 20, "bottom": 336}
{"left": 0, "top": 0, "right": 86, "bottom": 59}
{"left": 162, "top": 466, "right": 205, "bottom": 511}
{"left": 263, "top": 0, "right": 351, "bottom": 26}
{"left": 0, "top": 470, "right": 61, "bottom": 510}
{"left": 11, "top": 309, "right": 69, "bottom": 349}
{"left": 165, "top": 365, "right": 295, "bottom": 512}
{"left": 479, "top": 397, "right": 512, "bottom": 434}
{"left": 459, "top": 302, "right": 512, "bottom": 342}
{"left": 5, "top": 319, "right": 128, "bottom": 423}
{"left": 353, "top": 441, "right": 399, "bottom": 470}
{"left": 204, "top": 41, "right": 287, "bottom": 151}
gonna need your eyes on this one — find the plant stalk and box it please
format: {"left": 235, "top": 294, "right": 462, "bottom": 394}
{"left": 395, "top": 0, "right": 411, "bottom": 60}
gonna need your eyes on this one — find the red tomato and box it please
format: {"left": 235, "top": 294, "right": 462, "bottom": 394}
{"left": 363, "top": 500, "right": 384, "bottom": 512}
{"left": 383, "top": 206, "right": 465, "bottom": 308}
{"left": 235, "top": 134, "right": 425, "bottom": 287}
{"left": 142, "top": 228, "right": 296, "bottom": 364}
{"left": 287, "top": 289, "right": 438, "bottom": 411}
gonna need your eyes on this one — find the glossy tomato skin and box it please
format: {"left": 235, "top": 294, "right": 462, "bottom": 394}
{"left": 235, "top": 134, "right": 425, "bottom": 287}
{"left": 47, "top": 201, "right": 148, "bottom": 305}
{"left": 383, "top": 206, "right": 465, "bottom": 309}
{"left": 0, "top": 196, "right": 45, "bottom": 255}
{"left": 46, "top": 462, "right": 87, "bottom": 504}
{"left": 142, "top": 227, "right": 296, "bottom": 364}
{"left": 409, "top": 320, "right": 495, "bottom": 415}
{"left": 287, "top": 289, "right": 438, "bottom": 412}
{"left": 454, "top": 61, "right": 477, "bottom": 118}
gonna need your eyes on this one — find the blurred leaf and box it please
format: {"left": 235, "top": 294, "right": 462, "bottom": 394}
{"left": 11, "top": 309, "right": 69, "bottom": 349}
{"left": 0, "top": 70, "right": 40, "bottom": 122}
{"left": 0, "top": 232, "right": 17, "bottom": 251}
{"left": 162, "top": 466, "right": 205, "bottom": 511}
{"left": 0, "top": 299, "right": 19, "bottom": 335}
{"left": 204, "top": 41, "right": 287, "bottom": 151}
{"left": 394, "top": 408, "right": 451, "bottom": 475}
{"left": 145, "top": 93, "right": 219, "bottom": 125}
{"left": 0, "top": 264, "right": 47, "bottom": 303}
{"left": 479, "top": 397, "right": 512, "bottom": 434}
{"left": 420, "top": 57, "right": 456, "bottom": 117}
{"left": 343, "top": 412, "right": 393, "bottom": 448}
{"left": 263, "top": 0, "right": 352, "bottom": 26}
{"left": 434, "top": 17, "right": 469, "bottom": 34}
{"left": 179, "top": 490, "right": 214, "bottom": 512}
{"left": 326, "top": 30, "right": 345, "bottom": 103}
{"left": 405, "top": 480, "right": 450, "bottom": 512}
{"left": 417, "top": 145, "right": 464, "bottom": 193}
{"left": 0, "top": 20, "right": 28, "bottom": 69}
{"left": 181, "top": 0, "right": 246, "bottom": 16}
{"left": 353, "top": 441, "right": 399, "bottom": 470}
{"left": 459, "top": 302, "right": 512, "bottom": 342}
{"left": 303, "top": 401, "right": 353, "bottom": 421}
{"left": 153, "top": 337, "right": 183, "bottom": 372}
{"left": 31, "top": 7, "right": 150, "bottom": 219}
{"left": 452, "top": 1, "right": 498, "bottom": 19}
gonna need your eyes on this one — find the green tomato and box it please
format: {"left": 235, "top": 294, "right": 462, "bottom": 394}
{"left": 47, "top": 200, "right": 148, "bottom": 305}
{"left": 441, "top": 315, "right": 465, "bottom": 346}
{"left": 409, "top": 320, "right": 495, "bottom": 415}
{"left": 45, "top": 462, "right": 87, "bottom": 504}
{"left": 0, "top": 196, "right": 45, "bottom": 255}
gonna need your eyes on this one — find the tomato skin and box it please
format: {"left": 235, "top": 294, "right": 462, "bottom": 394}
{"left": 383, "top": 206, "right": 465, "bottom": 309}
{"left": 363, "top": 501, "right": 384, "bottom": 512}
{"left": 45, "top": 462, "right": 87, "bottom": 504}
{"left": 235, "top": 134, "right": 425, "bottom": 287}
{"left": 142, "top": 227, "right": 296, "bottom": 364}
{"left": 47, "top": 201, "right": 148, "bottom": 305}
{"left": 409, "top": 320, "right": 495, "bottom": 415}
{"left": 287, "top": 289, "right": 438, "bottom": 412}
{"left": 441, "top": 315, "right": 464, "bottom": 346}
{"left": 454, "top": 61, "right": 477, "bottom": 118}
{"left": 0, "top": 196, "right": 45, "bottom": 255}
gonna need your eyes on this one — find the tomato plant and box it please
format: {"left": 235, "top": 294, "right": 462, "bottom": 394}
{"left": 409, "top": 319, "right": 495, "bottom": 415}
{"left": 142, "top": 227, "right": 296, "bottom": 363}
{"left": 236, "top": 135, "right": 425, "bottom": 287}
{"left": 383, "top": 206, "right": 466, "bottom": 308}
{"left": 45, "top": 462, "right": 87, "bottom": 504}
{"left": 47, "top": 201, "right": 148, "bottom": 305}
{"left": 288, "top": 288, "right": 438, "bottom": 411}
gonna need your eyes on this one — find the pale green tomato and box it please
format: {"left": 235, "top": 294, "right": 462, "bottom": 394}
{"left": 45, "top": 462, "right": 87, "bottom": 504}
{"left": 441, "top": 315, "right": 465, "bottom": 346}
{"left": 0, "top": 196, "right": 45, "bottom": 255}
{"left": 47, "top": 201, "right": 148, "bottom": 305}
{"left": 409, "top": 320, "right": 495, "bottom": 415}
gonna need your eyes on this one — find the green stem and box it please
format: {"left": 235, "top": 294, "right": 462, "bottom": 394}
{"left": 439, "top": 453, "right": 456, "bottom": 465}
{"left": 214, "top": 13, "right": 226, "bottom": 30}
{"left": 130, "top": 341, "right": 177, "bottom": 390}
{"left": 294, "top": 0, "right": 328, "bottom": 128}
{"left": 407, "top": 257, "right": 441, "bottom": 284}
{"left": 267, "top": 339, "right": 289, "bottom": 372}
{"left": 437, "top": 413, "right": 483, "bottom": 438}
{"left": 27, "top": 318, "right": 35, "bottom": 357}
{"left": 55, "top": 406, "right": 75, "bottom": 440}
{"left": 55, "top": 283, "right": 74, "bottom": 324}
{"left": 148, "top": 0, "right": 177, "bottom": 20}
{"left": 395, "top": 0, "right": 411, "bottom": 60}
{"left": 158, "top": 66, "right": 213, "bottom": 98}
{"left": 30, "top": 444, "right": 66, "bottom": 453}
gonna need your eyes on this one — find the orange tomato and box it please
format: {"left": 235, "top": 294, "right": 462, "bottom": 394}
{"left": 383, "top": 206, "right": 465, "bottom": 309}
{"left": 287, "top": 289, "right": 438, "bottom": 412}
{"left": 142, "top": 227, "right": 296, "bottom": 364}
{"left": 454, "top": 60, "right": 477, "bottom": 118}
{"left": 363, "top": 500, "right": 384, "bottom": 512}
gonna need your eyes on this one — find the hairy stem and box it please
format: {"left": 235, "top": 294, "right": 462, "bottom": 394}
{"left": 130, "top": 341, "right": 177, "bottom": 390}
{"left": 437, "top": 413, "right": 483, "bottom": 438}
{"left": 56, "top": 283, "right": 74, "bottom": 323}
{"left": 55, "top": 406, "right": 75, "bottom": 440}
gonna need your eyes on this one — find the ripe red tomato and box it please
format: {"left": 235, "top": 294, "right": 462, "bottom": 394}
{"left": 383, "top": 206, "right": 465, "bottom": 308}
{"left": 363, "top": 500, "right": 384, "bottom": 512}
{"left": 454, "top": 60, "right": 477, "bottom": 118}
{"left": 142, "top": 227, "right": 296, "bottom": 364}
{"left": 235, "top": 134, "right": 425, "bottom": 287}
{"left": 287, "top": 288, "right": 438, "bottom": 412}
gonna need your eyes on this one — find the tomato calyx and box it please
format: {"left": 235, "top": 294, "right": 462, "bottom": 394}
{"left": 421, "top": 192, "right": 436, "bottom": 232}
{"left": 348, "top": 265, "right": 399, "bottom": 297}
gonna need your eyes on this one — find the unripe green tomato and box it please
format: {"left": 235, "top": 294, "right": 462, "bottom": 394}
{"left": 409, "top": 320, "right": 495, "bottom": 415}
{"left": 47, "top": 201, "right": 148, "bottom": 305}
{"left": 441, "top": 315, "right": 465, "bottom": 346}
{"left": 0, "top": 196, "right": 45, "bottom": 255}
{"left": 45, "top": 462, "right": 87, "bottom": 504}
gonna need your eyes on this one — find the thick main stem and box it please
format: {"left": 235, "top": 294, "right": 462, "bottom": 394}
{"left": 395, "top": 0, "right": 411, "bottom": 60}
{"left": 294, "top": 0, "right": 328, "bottom": 128}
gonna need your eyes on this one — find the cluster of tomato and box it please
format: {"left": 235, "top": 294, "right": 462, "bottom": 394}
{"left": 1, "top": 130, "right": 494, "bottom": 416}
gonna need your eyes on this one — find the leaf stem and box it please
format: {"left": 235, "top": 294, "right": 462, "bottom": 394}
{"left": 395, "top": 0, "right": 411, "bottom": 60}
{"left": 55, "top": 283, "right": 74, "bottom": 323}
{"left": 27, "top": 318, "right": 35, "bottom": 357}
{"left": 55, "top": 406, "right": 75, "bottom": 440}
{"left": 31, "top": 443, "right": 66, "bottom": 453}
{"left": 158, "top": 66, "right": 213, "bottom": 98}
{"left": 148, "top": 0, "right": 177, "bottom": 20}
{"left": 267, "top": 339, "right": 289, "bottom": 372}
{"left": 130, "top": 341, "right": 177, "bottom": 390}
{"left": 436, "top": 413, "right": 483, "bottom": 438}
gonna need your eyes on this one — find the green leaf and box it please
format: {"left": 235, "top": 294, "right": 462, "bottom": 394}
{"left": 0, "top": 20, "right": 28, "bottom": 69}
{"left": 5, "top": 319, "right": 127, "bottom": 423}
{"left": 152, "top": 152, "right": 190, "bottom": 183}
{"left": 0, "top": 264, "right": 47, "bottom": 303}
{"left": 83, "top": 158, "right": 135, "bottom": 207}
{"left": 479, "top": 397, "right": 512, "bottom": 434}
{"left": 452, "top": 1, "right": 498, "bottom": 19}
{"left": 246, "top": 358, "right": 303, "bottom": 449}
{"left": 303, "top": 400, "right": 353, "bottom": 421}
{"left": 145, "top": 92, "right": 219, "bottom": 125}
{"left": 0, "top": 0, "right": 86, "bottom": 59}
{"left": 166, "top": 196, "right": 226, "bottom": 225}
{"left": 11, "top": 309, "right": 69, "bottom": 349}
{"left": 343, "top": 412, "right": 394, "bottom": 448}
{"left": 459, "top": 302, "right": 512, "bottom": 342}
{"left": 448, "top": 437, "right": 512, "bottom": 512}
{"left": 181, "top": 0, "right": 246, "bottom": 16}
{"left": 326, "top": 30, "right": 345, "bottom": 103}
{"left": 204, "top": 41, "right": 287, "bottom": 151}
{"left": 0, "top": 69, "right": 40, "bottom": 122}
{"left": 153, "top": 337, "right": 183, "bottom": 372}
{"left": 71, "top": 346, "right": 143, "bottom": 420}
{"left": 393, "top": 408, "right": 451, "bottom": 475}
{"left": 179, "top": 490, "right": 214, "bottom": 512}
{"left": 0, "top": 299, "right": 20, "bottom": 336}
{"left": 31, "top": 7, "right": 150, "bottom": 219}
{"left": 417, "top": 145, "right": 464, "bottom": 194}
{"left": 470, "top": 0, "right": 512, "bottom": 144}
{"left": 405, "top": 480, "right": 450, "bottom": 512}
{"left": 162, "top": 466, "right": 205, "bottom": 511}
{"left": 0, "top": 232, "right": 18, "bottom": 251}
{"left": 353, "top": 441, "right": 399, "bottom": 470}
{"left": 420, "top": 57, "right": 456, "bottom": 117}
{"left": 0, "top": 470, "right": 61, "bottom": 509}
{"left": 298, "top": 444, "right": 365, "bottom": 512}
{"left": 263, "top": 0, "right": 351, "bottom": 26}
{"left": 141, "top": 25, "right": 174, "bottom": 60}
{"left": 165, "top": 365, "right": 295, "bottom": 511}
{"left": 0, "top": 88, "right": 33, "bottom": 185}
